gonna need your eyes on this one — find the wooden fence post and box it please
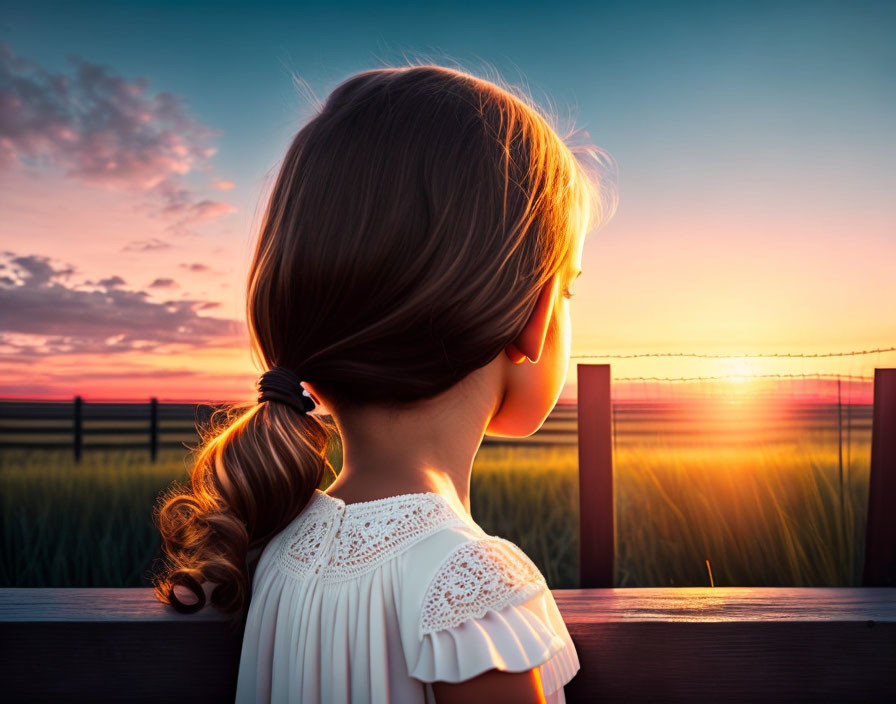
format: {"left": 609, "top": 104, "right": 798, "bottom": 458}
{"left": 577, "top": 363, "right": 614, "bottom": 588}
{"left": 149, "top": 397, "right": 159, "bottom": 462}
{"left": 862, "top": 368, "right": 896, "bottom": 586}
{"left": 73, "top": 395, "right": 82, "bottom": 463}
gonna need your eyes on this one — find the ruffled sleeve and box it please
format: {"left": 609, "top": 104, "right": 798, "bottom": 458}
{"left": 401, "top": 535, "right": 580, "bottom": 700}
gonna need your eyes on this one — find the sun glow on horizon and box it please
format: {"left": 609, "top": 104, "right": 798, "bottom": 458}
{"left": 722, "top": 358, "right": 759, "bottom": 384}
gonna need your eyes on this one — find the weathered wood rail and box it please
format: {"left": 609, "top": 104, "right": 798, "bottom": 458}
{"left": 1, "top": 587, "right": 893, "bottom": 702}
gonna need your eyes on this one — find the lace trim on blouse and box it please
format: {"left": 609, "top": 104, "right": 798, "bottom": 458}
{"left": 276, "top": 491, "right": 479, "bottom": 583}
{"left": 419, "top": 536, "right": 548, "bottom": 638}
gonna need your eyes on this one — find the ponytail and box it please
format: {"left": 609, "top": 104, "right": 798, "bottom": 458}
{"left": 151, "top": 396, "right": 337, "bottom": 623}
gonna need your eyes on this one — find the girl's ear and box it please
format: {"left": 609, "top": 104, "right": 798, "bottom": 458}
{"left": 504, "top": 273, "right": 558, "bottom": 364}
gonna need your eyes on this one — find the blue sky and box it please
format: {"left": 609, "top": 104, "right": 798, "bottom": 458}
{"left": 7, "top": 0, "right": 893, "bottom": 212}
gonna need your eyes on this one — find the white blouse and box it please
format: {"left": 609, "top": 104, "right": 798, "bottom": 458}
{"left": 235, "top": 488, "right": 580, "bottom": 703}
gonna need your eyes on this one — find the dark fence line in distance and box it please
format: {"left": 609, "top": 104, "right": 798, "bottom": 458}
{"left": 0, "top": 397, "right": 877, "bottom": 461}
{"left": 0, "top": 397, "right": 585, "bottom": 459}
{"left": 0, "top": 397, "right": 877, "bottom": 460}
{"left": 0, "top": 397, "right": 218, "bottom": 460}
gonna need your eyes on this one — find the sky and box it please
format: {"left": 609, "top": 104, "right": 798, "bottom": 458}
{"left": 0, "top": 0, "right": 894, "bottom": 402}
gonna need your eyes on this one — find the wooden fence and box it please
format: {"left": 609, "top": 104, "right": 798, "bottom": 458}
{"left": 0, "top": 397, "right": 216, "bottom": 460}
{"left": 574, "top": 366, "right": 896, "bottom": 588}
{"left": 0, "top": 397, "right": 581, "bottom": 460}
{"left": 0, "top": 392, "right": 875, "bottom": 461}
{"left": 1, "top": 586, "right": 893, "bottom": 703}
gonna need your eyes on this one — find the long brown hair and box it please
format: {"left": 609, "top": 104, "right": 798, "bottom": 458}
{"left": 151, "top": 62, "right": 616, "bottom": 623}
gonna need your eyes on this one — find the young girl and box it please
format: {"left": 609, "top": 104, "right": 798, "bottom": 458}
{"left": 152, "top": 63, "right": 615, "bottom": 703}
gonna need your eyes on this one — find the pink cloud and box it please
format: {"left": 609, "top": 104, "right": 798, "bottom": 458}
{"left": 180, "top": 198, "right": 238, "bottom": 223}
{"left": 214, "top": 179, "right": 235, "bottom": 190}
{"left": 121, "top": 238, "right": 172, "bottom": 252}
{"left": 0, "top": 40, "right": 235, "bottom": 233}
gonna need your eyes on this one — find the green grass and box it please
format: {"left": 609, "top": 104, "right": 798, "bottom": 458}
{"left": 468, "top": 440, "right": 869, "bottom": 589}
{"left": 1, "top": 448, "right": 191, "bottom": 588}
{"left": 0, "top": 438, "right": 870, "bottom": 589}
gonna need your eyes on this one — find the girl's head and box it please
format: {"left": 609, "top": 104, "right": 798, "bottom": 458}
{"left": 152, "top": 63, "right": 616, "bottom": 620}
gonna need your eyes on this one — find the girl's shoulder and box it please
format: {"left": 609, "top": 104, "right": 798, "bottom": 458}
{"left": 397, "top": 523, "right": 549, "bottom": 637}
{"left": 394, "top": 515, "right": 580, "bottom": 696}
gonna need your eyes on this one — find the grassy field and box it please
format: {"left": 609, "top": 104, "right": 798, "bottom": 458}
{"left": 0, "top": 433, "right": 869, "bottom": 590}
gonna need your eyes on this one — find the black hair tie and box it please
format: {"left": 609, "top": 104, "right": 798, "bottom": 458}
{"left": 257, "top": 366, "right": 316, "bottom": 414}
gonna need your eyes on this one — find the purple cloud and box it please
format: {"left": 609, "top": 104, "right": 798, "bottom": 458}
{"left": 149, "top": 277, "right": 178, "bottom": 289}
{"left": 180, "top": 262, "right": 213, "bottom": 273}
{"left": 96, "top": 275, "right": 126, "bottom": 289}
{"left": 0, "top": 252, "right": 243, "bottom": 356}
{"left": 8, "top": 254, "right": 76, "bottom": 286}
{"left": 0, "top": 40, "right": 235, "bottom": 232}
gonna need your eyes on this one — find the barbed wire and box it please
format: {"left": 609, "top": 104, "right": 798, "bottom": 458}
{"left": 572, "top": 346, "right": 896, "bottom": 359}
{"left": 611, "top": 373, "right": 873, "bottom": 382}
